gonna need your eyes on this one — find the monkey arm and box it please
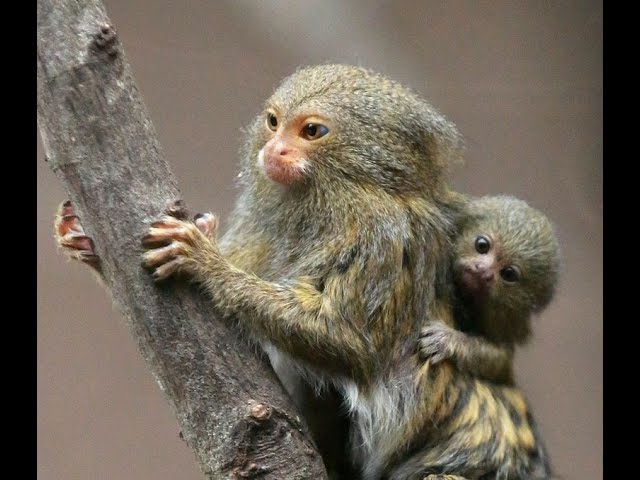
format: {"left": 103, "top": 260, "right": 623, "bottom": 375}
{"left": 142, "top": 214, "right": 374, "bottom": 380}
{"left": 418, "top": 322, "right": 514, "bottom": 384}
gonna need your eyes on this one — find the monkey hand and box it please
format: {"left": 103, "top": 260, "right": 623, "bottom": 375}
{"left": 418, "top": 322, "right": 459, "bottom": 365}
{"left": 54, "top": 200, "right": 101, "bottom": 272}
{"left": 141, "top": 203, "right": 220, "bottom": 282}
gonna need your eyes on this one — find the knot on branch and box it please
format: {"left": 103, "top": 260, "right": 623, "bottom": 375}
{"left": 221, "top": 400, "right": 320, "bottom": 479}
{"left": 249, "top": 402, "right": 272, "bottom": 423}
{"left": 91, "top": 23, "right": 119, "bottom": 58}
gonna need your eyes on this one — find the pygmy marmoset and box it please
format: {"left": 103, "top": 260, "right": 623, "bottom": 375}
{"left": 419, "top": 194, "right": 561, "bottom": 385}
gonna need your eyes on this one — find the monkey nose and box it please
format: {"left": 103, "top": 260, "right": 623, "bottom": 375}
{"left": 467, "top": 263, "right": 494, "bottom": 284}
{"left": 481, "top": 271, "right": 494, "bottom": 283}
{"left": 270, "top": 140, "right": 290, "bottom": 156}
{"left": 472, "top": 262, "right": 484, "bottom": 272}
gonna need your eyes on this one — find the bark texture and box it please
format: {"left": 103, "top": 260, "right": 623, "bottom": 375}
{"left": 37, "top": 1, "right": 327, "bottom": 478}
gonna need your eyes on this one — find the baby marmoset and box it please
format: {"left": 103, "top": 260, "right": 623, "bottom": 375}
{"left": 419, "top": 194, "right": 561, "bottom": 385}
{"left": 388, "top": 195, "right": 561, "bottom": 479}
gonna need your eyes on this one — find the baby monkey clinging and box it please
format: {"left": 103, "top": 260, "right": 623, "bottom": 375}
{"left": 420, "top": 194, "right": 561, "bottom": 385}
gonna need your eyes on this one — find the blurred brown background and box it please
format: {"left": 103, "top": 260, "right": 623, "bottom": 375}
{"left": 37, "top": 1, "right": 602, "bottom": 479}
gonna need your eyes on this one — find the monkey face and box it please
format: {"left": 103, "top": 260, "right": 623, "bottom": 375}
{"left": 455, "top": 233, "right": 522, "bottom": 307}
{"left": 458, "top": 195, "right": 560, "bottom": 314}
{"left": 454, "top": 229, "right": 536, "bottom": 343}
{"left": 240, "top": 65, "right": 463, "bottom": 195}
{"left": 453, "top": 196, "right": 561, "bottom": 344}
{"left": 256, "top": 108, "right": 331, "bottom": 186}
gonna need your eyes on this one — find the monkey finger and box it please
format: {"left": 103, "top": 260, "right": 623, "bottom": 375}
{"left": 429, "top": 351, "right": 449, "bottom": 365}
{"left": 418, "top": 329, "right": 436, "bottom": 339}
{"left": 419, "top": 326, "right": 445, "bottom": 339}
{"left": 56, "top": 199, "right": 80, "bottom": 223}
{"left": 151, "top": 257, "right": 187, "bottom": 281}
{"left": 141, "top": 243, "right": 185, "bottom": 269}
{"left": 141, "top": 227, "right": 183, "bottom": 248}
{"left": 77, "top": 251, "right": 102, "bottom": 270}
{"left": 141, "top": 225, "right": 192, "bottom": 248}
{"left": 55, "top": 201, "right": 86, "bottom": 236}
{"left": 194, "top": 212, "right": 218, "bottom": 239}
{"left": 57, "top": 199, "right": 74, "bottom": 215}
{"left": 149, "top": 214, "right": 188, "bottom": 229}
{"left": 56, "top": 216, "right": 83, "bottom": 235}
{"left": 55, "top": 213, "right": 83, "bottom": 236}
{"left": 422, "top": 348, "right": 449, "bottom": 365}
{"left": 58, "top": 233, "right": 94, "bottom": 252}
{"left": 140, "top": 234, "right": 170, "bottom": 249}
{"left": 420, "top": 323, "right": 454, "bottom": 339}
{"left": 418, "top": 342, "right": 440, "bottom": 360}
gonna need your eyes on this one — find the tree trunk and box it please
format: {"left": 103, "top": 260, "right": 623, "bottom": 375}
{"left": 37, "top": 1, "right": 327, "bottom": 478}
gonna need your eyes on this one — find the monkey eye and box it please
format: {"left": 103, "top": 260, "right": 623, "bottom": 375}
{"left": 302, "top": 123, "right": 329, "bottom": 140}
{"left": 266, "top": 112, "right": 278, "bottom": 131}
{"left": 500, "top": 266, "right": 521, "bottom": 283}
{"left": 474, "top": 236, "right": 491, "bottom": 254}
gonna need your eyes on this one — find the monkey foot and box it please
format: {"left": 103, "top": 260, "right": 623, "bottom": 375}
{"left": 54, "top": 200, "right": 101, "bottom": 271}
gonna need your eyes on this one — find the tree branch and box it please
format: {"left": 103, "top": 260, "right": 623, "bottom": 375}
{"left": 37, "top": 1, "right": 327, "bottom": 478}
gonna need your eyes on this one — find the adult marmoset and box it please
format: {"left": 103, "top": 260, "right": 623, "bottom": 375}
{"left": 140, "top": 64, "right": 466, "bottom": 479}
{"left": 419, "top": 195, "right": 561, "bottom": 385}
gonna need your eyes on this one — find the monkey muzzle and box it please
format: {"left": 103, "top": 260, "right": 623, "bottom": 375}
{"left": 258, "top": 141, "right": 309, "bottom": 186}
{"left": 458, "top": 262, "right": 495, "bottom": 300}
